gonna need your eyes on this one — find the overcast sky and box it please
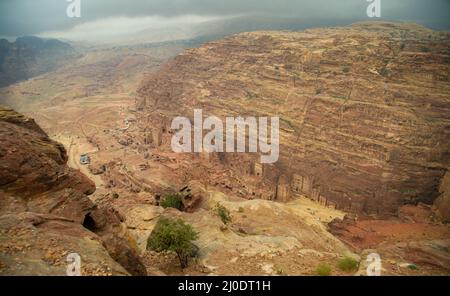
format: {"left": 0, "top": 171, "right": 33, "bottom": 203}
{"left": 1, "top": 0, "right": 449, "bottom": 43}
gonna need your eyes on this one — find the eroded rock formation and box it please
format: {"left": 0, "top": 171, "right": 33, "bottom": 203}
{"left": 0, "top": 106, "right": 146, "bottom": 275}
{"left": 136, "top": 22, "right": 450, "bottom": 216}
{"left": 434, "top": 168, "right": 450, "bottom": 221}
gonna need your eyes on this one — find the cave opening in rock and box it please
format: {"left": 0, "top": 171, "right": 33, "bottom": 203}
{"left": 83, "top": 213, "right": 96, "bottom": 231}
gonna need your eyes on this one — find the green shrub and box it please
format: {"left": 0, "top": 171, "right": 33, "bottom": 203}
{"left": 160, "top": 193, "right": 183, "bottom": 210}
{"left": 214, "top": 203, "right": 232, "bottom": 225}
{"left": 342, "top": 66, "right": 350, "bottom": 73}
{"left": 408, "top": 264, "right": 418, "bottom": 270}
{"left": 275, "top": 266, "right": 284, "bottom": 275}
{"left": 238, "top": 207, "right": 245, "bottom": 213}
{"left": 337, "top": 257, "right": 359, "bottom": 272}
{"left": 316, "top": 263, "right": 332, "bottom": 276}
{"left": 147, "top": 217, "right": 198, "bottom": 268}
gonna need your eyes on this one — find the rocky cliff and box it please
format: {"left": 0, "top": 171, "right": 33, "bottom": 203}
{"left": 0, "top": 106, "right": 146, "bottom": 275}
{"left": 136, "top": 22, "right": 450, "bottom": 216}
{"left": 434, "top": 168, "right": 450, "bottom": 221}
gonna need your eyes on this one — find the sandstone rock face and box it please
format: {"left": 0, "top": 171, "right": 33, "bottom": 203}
{"left": 0, "top": 107, "right": 95, "bottom": 196}
{"left": 328, "top": 215, "right": 450, "bottom": 275}
{"left": 434, "top": 168, "right": 450, "bottom": 220}
{"left": 0, "top": 106, "right": 146, "bottom": 275}
{"left": 0, "top": 212, "right": 129, "bottom": 276}
{"left": 137, "top": 22, "right": 450, "bottom": 216}
{"left": 179, "top": 181, "right": 206, "bottom": 213}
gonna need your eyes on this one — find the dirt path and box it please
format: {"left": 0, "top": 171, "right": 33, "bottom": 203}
{"left": 55, "top": 134, "right": 104, "bottom": 188}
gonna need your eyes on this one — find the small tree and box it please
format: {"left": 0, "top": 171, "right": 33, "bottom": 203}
{"left": 147, "top": 217, "right": 198, "bottom": 268}
{"left": 160, "top": 193, "right": 183, "bottom": 211}
{"left": 214, "top": 203, "right": 232, "bottom": 225}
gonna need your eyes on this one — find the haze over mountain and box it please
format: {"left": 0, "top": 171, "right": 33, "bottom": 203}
{"left": 1, "top": 0, "right": 449, "bottom": 44}
{"left": 0, "top": 36, "right": 75, "bottom": 87}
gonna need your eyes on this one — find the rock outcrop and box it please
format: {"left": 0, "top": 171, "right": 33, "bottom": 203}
{"left": 0, "top": 106, "right": 146, "bottom": 275}
{"left": 136, "top": 22, "right": 450, "bottom": 216}
{"left": 434, "top": 168, "right": 450, "bottom": 221}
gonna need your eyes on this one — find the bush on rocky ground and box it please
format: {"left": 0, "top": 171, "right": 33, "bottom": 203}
{"left": 160, "top": 193, "right": 183, "bottom": 211}
{"left": 337, "top": 256, "right": 359, "bottom": 272}
{"left": 316, "top": 263, "right": 332, "bottom": 276}
{"left": 147, "top": 217, "right": 198, "bottom": 268}
{"left": 214, "top": 202, "right": 232, "bottom": 225}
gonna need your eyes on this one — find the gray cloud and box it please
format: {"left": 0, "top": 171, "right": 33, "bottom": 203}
{"left": 1, "top": 0, "right": 449, "bottom": 40}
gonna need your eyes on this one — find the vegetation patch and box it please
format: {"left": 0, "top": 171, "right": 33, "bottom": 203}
{"left": 275, "top": 266, "right": 284, "bottom": 275}
{"left": 160, "top": 193, "right": 183, "bottom": 211}
{"left": 214, "top": 202, "right": 232, "bottom": 225}
{"left": 147, "top": 217, "right": 199, "bottom": 268}
{"left": 337, "top": 256, "right": 359, "bottom": 272}
{"left": 316, "top": 263, "right": 332, "bottom": 276}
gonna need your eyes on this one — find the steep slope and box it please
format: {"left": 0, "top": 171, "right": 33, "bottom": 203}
{"left": 0, "top": 106, "right": 146, "bottom": 275}
{"left": 0, "top": 36, "right": 75, "bottom": 87}
{"left": 136, "top": 22, "right": 450, "bottom": 216}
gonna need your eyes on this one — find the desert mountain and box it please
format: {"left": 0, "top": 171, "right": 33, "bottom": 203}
{"left": 0, "top": 42, "right": 186, "bottom": 111}
{"left": 0, "top": 22, "right": 449, "bottom": 276}
{"left": 0, "top": 36, "right": 75, "bottom": 87}
{"left": 136, "top": 22, "right": 450, "bottom": 216}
